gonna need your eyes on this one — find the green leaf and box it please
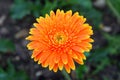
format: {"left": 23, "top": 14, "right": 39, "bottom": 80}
{"left": 13, "top": 71, "right": 29, "bottom": 80}
{"left": 82, "top": 9, "right": 102, "bottom": 28}
{"left": 60, "top": 0, "right": 92, "bottom": 8}
{"left": 75, "top": 0, "right": 92, "bottom": 8}
{"left": 41, "top": 0, "right": 57, "bottom": 16}
{"left": 107, "top": 0, "right": 120, "bottom": 21}
{"left": 103, "top": 33, "right": 120, "bottom": 54}
{"left": 89, "top": 33, "right": 120, "bottom": 63}
{"left": 92, "top": 58, "right": 110, "bottom": 75}
{"left": 66, "top": 0, "right": 102, "bottom": 28}
{"left": 0, "top": 39, "right": 15, "bottom": 53}
{"left": 10, "top": 0, "right": 32, "bottom": 19}
{"left": 0, "top": 68, "right": 7, "bottom": 80}
{"left": 0, "top": 61, "right": 29, "bottom": 80}
{"left": 89, "top": 47, "right": 109, "bottom": 62}
{"left": 31, "top": 0, "right": 41, "bottom": 17}
{"left": 76, "top": 65, "right": 89, "bottom": 80}
{"left": 6, "top": 60, "right": 15, "bottom": 76}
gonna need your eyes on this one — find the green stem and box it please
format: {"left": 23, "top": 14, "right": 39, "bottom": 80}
{"left": 61, "top": 69, "right": 71, "bottom": 80}
{"left": 106, "top": 0, "right": 120, "bottom": 22}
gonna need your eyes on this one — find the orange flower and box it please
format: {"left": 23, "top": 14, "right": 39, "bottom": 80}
{"left": 26, "top": 9, "right": 94, "bottom": 73}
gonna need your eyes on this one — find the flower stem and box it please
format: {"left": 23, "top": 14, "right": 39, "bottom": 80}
{"left": 61, "top": 69, "right": 71, "bottom": 80}
{"left": 106, "top": 0, "right": 120, "bottom": 22}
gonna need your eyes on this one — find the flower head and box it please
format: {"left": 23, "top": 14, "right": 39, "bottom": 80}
{"left": 26, "top": 9, "right": 94, "bottom": 73}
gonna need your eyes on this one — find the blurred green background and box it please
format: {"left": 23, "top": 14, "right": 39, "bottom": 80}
{"left": 0, "top": 0, "right": 120, "bottom": 80}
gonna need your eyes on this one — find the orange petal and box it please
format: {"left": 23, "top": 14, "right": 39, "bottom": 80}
{"left": 74, "top": 58, "right": 84, "bottom": 65}
{"left": 65, "top": 10, "right": 72, "bottom": 20}
{"left": 72, "top": 16, "right": 86, "bottom": 32}
{"left": 79, "top": 53, "right": 86, "bottom": 60}
{"left": 68, "top": 56, "right": 75, "bottom": 70}
{"left": 64, "top": 64, "right": 71, "bottom": 73}
{"left": 61, "top": 53, "right": 68, "bottom": 64}
{"left": 72, "top": 45, "right": 84, "bottom": 53}
{"left": 50, "top": 10, "right": 55, "bottom": 20}
{"left": 71, "top": 12, "right": 79, "bottom": 20}
{"left": 41, "top": 61, "right": 48, "bottom": 68}
{"left": 27, "top": 41, "right": 37, "bottom": 50}
{"left": 54, "top": 53, "right": 60, "bottom": 63}
{"left": 79, "top": 24, "right": 92, "bottom": 32}
{"left": 53, "top": 64, "right": 58, "bottom": 72}
{"left": 71, "top": 53, "right": 78, "bottom": 59}
{"left": 34, "top": 53, "right": 41, "bottom": 62}
{"left": 26, "top": 36, "right": 40, "bottom": 41}
{"left": 80, "top": 42, "right": 92, "bottom": 48}
{"left": 78, "top": 35, "right": 90, "bottom": 41}
{"left": 33, "top": 23, "right": 45, "bottom": 34}
{"left": 29, "top": 28, "right": 39, "bottom": 35}
{"left": 58, "top": 59, "right": 64, "bottom": 70}
{"left": 78, "top": 45, "right": 90, "bottom": 52}
{"left": 41, "top": 59, "right": 49, "bottom": 67}
{"left": 83, "top": 38, "right": 94, "bottom": 42}
{"left": 69, "top": 50, "right": 78, "bottom": 59}
{"left": 31, "top": 49, "right": 42, "bottom": 58}
{"left": 43, "top": 52, "right": 54, "bottom": 67}
{"left": 69, "top": 12, "right": 79, "bottom": 32}
{"left": 75, "top": 51, "right": 83, "bottom": 60}
{"left": 38, "top": 51, "right": 51, "bottom": 64}
{"left": 36, "top": 16, "right": 45, "bottom": 23}
{"left": 48, "top": 52, "right": 55, "bottom": 70}
{"left": 49, "top": 61, "right": 55, "bottom": 70}
{"left": 79, "top": 29, "right": 93, "bottom": 35}
{"left": 56, "top": 9, "right": 61, "bottom": 16}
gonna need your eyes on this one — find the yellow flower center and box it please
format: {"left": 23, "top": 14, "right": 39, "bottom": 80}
{"left": 54, "top": 32, "right": 68, "bottom": 44}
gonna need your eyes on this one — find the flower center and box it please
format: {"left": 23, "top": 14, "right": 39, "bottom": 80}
{"left": 54, "top": 32, "right": 68, "bottom": 44}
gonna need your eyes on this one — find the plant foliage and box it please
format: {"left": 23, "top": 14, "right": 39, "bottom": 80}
{"left": 0, "top": 61, "right": 29, "bottom": 80}
{"left": 107, "top": 0, "right": 120, "bottom": 21}
{"left": 11, "top": 0, "right": 102, "bottom": 28}
{"left": 0, "top": 38, "right": 15, "bottom": 53}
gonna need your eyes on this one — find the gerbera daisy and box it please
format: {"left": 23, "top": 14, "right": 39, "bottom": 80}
{"left": 26, "top": 9, "right": 94, "bottom": 73}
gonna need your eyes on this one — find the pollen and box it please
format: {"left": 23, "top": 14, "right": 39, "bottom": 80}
{"left": 54, "top": 32, "right": 68, "bottom": 45}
